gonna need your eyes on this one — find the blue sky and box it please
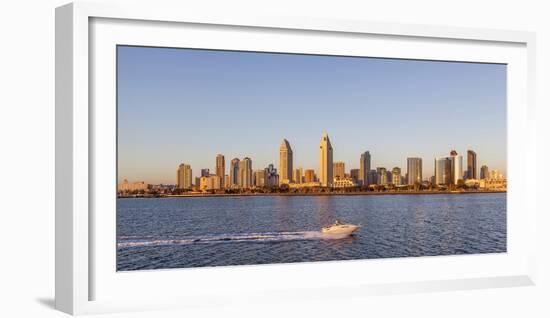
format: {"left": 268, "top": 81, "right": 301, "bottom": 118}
{"left": 117, "top": 46, "right": 507, "bottom": 184}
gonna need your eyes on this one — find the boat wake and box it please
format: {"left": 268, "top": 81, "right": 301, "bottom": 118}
{"left": 118, "top": 231, "right": 351, "bottom": 248}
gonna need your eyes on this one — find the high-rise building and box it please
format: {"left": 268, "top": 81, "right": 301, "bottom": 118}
{"left": 199, "top": 175, "right": 221, "bottom": 191}
{"left": 434, "top": 157, "right": 452, "bottom": 185}
{"left": 264, "top": 164, "right": 279, "bottom": 187}
{"left": 480, "top": 165, "right": 489, "bottom": 180}
{"left": 224, "top": 175, "right": 230, "bottom": 188}
{"left": 293, "top": 168, "right": 303, "bottom": 184}
{"left": 216, "top": 154, "right": 225, "bottom": 187}
{"left": 449, "top": 150, "right": 463, "bottom": 185}
{"left": 391, "top": 167, "right": 402, "bottom": 185}
{"left": 279, "top": 139, "right": 293, "bottom": 184}
{"left": 467, "top": 150, "right": 477, "bottom": 179}
{"left": 359, "top": 151, "right": 371, "bottom": 186}
{"left": 333, "top": 161, "right": 345, "bottom": 180}
{"left": 200, "top": 168, "right": 210, "bottom": 177}
{"left": 376, "top": 167, "right": 387, "bottom": 185}
{"left": 304, "top": 169, "right": 316, "bottom": 183}
{"left": 230, "top": 158, "right": 240, "bottom": 187}
{"left": 368, "top": 169, "right": 378, "bottom": 185}
{"left": 238, "top": 157, "right": 253, "bottom": 188}
{"left": 350, "top": 169, "right": 360, "bottom": 183}
{"left": 407, "top": 157, "right": 423, "bottom": 185}
{"left": 176, "top": 163, "right": 192, "bottom": 189}
{"left": 254, "top": 169, "right": 266, "bottom": 187}
{"left": 319, "top": 131, "right": 333, "bottom": 187}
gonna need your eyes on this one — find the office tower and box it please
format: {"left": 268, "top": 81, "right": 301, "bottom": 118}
{"left": 264, "top": 164, "right": 279, "bottom": 187}
{"left": 467, "top": 150, "right": 477, "bottom": 179}
{"left": 350, "top": 169, "right": 360, "bottom": 183}
{"left": 333, "top": 161, "right": 345, "bottom": 180}
{"left": 449, "top": 150, "right": 463, "bottom": 184}
{"left": 376, "top": 167, "right": 387, "bottom": 185}
{"left": 480, "top": 165, "right": 489, "bottom": 180}
{"left": 176, "top": 163, "right": 192, "bottom": 189}
{"left": 435, "top": 157, "right": 452, "bottom": 185}
{"left": 391, "top": 167, "right": 401, "bottom": 185}
{"left": 368, "top": 169, "right": 378, "bottom": 185}
{"left": 216, "top": 154, "right": 225, "bottom": 187}
{"left": 279, "top": 139, "right": 293, "bottom": 184}
{"left": 238, "top": 157, "right": 253, "bottom": 188}
{"left": 319, "top": 131, "right": 333, "bottom": 187}
{"left": 407, "top": 157, "right": 423, "bottom": 185}
{"left": 359, "top": 151, "right": 371, "bottom": 185}
{"left": 293, "top": 168, "right": 303, "bottom": 184}
{"left": 200, "top": 168, "right": 210, "bottom": 177}
{"left": 230, "top": 158, "right": 240, "bottom": 187}
{"left": 224, "top": 175, "right": 230, "bottom": 188}
{"left": 254, "top": 169, "right": 266, "bottom": 187}
{"left": 386, "top": 170, "right": 392, "bottom": 185}
{"left": 304, "top": 169, "right": 316, "bottom": 183}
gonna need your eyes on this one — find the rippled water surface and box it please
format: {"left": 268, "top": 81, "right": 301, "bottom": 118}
{"left": 117, "top": 193, "right": 506, "bottom": 271}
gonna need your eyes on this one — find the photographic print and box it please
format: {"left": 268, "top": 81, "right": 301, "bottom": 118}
{"left": 116, "top": 46, "right": 507, "bottom": 271}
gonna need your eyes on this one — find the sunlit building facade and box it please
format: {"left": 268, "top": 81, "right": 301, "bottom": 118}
{"left": 319, "top": 131, "right": 334, "bottom": 187}
{"left": 359, "top": 151, "right": 371, "bottom": 186}
{"left": 176, "top": 163, "right": 192, "bottom": 189}
{"left": 407, "top": 157, "right": 422, "bottom": 185}
{"left": 279, "top": 139, "right": 293, "bottom": 185}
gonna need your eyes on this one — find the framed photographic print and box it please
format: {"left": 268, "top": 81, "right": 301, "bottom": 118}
{"left": 56, "top": 2, "right": 537, "bottom": 315}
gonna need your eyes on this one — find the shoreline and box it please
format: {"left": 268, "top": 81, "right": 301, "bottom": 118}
{"left": 119, "top": 190, "right": 506, "bottom": 199}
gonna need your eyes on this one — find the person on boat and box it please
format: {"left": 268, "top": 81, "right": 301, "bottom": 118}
{"left": 334, "top": 219, "right": 342, "bottom": 225}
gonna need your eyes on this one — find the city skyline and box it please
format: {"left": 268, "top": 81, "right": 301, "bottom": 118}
{"left": 117, "top": 46, "right": 506, "bottom": 184}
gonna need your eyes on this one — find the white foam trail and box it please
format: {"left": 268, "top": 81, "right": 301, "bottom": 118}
{"left": 117, "top": 231, "right": 350, "bottom": 248}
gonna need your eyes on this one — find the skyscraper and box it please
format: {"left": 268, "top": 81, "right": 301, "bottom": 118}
{"left": 254, "top": 169, "right": 266, "bottom": 187}
{"left": 216, "top": 154, "right": 225, "bottom": 187}
{"left": 350, "top": 169, "right": 360, "bottom": 183}
{"left": 264, "top": 164, "right": 279, "bottom": 187}
{"left": 229, "top": 158, "right": 240, "bottom": 187}
{"left": 293, "top": 168, "right": 303, "bottom": 184}
{"left": 359, "top": 151, "right": 371, "bottom": 186}
{"left": 467, "top": 150, "right": 477, "bottom": 179}
{"left": 435, "top": 157, "right": 452, "bottom": 185}
{"left": 279, "top": 139, "right": 293, "bottom": 185}
{"left": 333, "top": 161, "right": 345, "bottom": 180}
{"left": 449, "top": 150, "right": 463, "bottom": 185}
{"left": 319, "top": 131, "right": 333, "bottom": 187}
{"left": 304, "top": 169, "right": 316, "bottom": 183}
{"left": 391, "top": 167, "right": 402, "bottom": 185}
{"left": 407, "top": 157, "right": 423, "bottom": 185}
{"left": 376, "top": 167, "right": 387, "bottom": 185}
{"left": 238, "top": 157, "right": 253, "bottom": 189}
{"left": 200, "top": 168, "right": 210, "bottom": 177}
{"left": 480, "top": 165, "right": 489, "bottom": 180}
{"left": 176, "top": 163, "right": 192, "bottom": 189}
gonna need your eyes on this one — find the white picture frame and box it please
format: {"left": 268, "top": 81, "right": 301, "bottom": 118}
{"left": 56, "top": 1, "right": 537, "bottom": 315}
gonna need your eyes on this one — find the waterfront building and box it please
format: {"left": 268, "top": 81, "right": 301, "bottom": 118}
{"left": 319, "top": 131, "right": 334, "bottom": 187}
{"left": 293, "top": 168, "right": 303, "bottom": 184}
{"left": 279, "top": 139, "right": 293, "bottom": 185}
{"left": 434, "top": 157, "right": 452, "bottom": 185}
{"left": 467, "top": 150, "right": 477, "bottom": 179}
{"left": 264, "top": 164, "right": 279, "bottom": 188}
{"left": 406, "top": 157, "right": 422, "bottom": 185}
{"left": 254, "top": 169, "right": 266, "bottom": 187}
{"left": 118, "top": 179, "right": 148, "bottom": 192}
{"left": 224, "top": 175, "right": 230, "bottom": 188}
{"left": 377, "top": 167, "right": 388, "bottom": 185}
{"left": 359, "top": 151, "right": 371, "bottom": 186}
{"left": 216, "top": 154, "right": 225, "bottom": 187}
{"left": 368, "top": 169, "right": 378, "bottom": 185}
{"left": 391, "top": 167, "right": 402, "bottom": 185}
{"left": 230, "top": 158, "right": 240, "bottom": 187}
{"left": 176, "top": 163, "right": 193, "bottom": 190}
{"left": 194, "top": 177, "right": 201, "bottom": 189}
{"left": 480, "top": 165, "right": 489, "bottom": 180}
{"left": 333, "top": 178, "right": 358, "bottom": 188}
{"left": 238, "top": 157, "right": 253, "bottom": 188}
{"left": 199, "top": 175, "right": 222, "bottom": 191}
{"left": 449, "top": 150, "right": 463, "bottom": 185}
{"left": 200, "top": 168, "right": 210, "bottom": 177}
{"left": 304, "top": 169, "right": 316, "bottom": 183}
{"left": 350, "top": 169, "right": 360, "bottom": 183}
{"left": 333, "top": 161, "right": 345, "bottom": 180}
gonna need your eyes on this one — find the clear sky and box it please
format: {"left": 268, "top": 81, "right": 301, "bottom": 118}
{"left": 117, "top": 45, "right": 507, "bottom": 184}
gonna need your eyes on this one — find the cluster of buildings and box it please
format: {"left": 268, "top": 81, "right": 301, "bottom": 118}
{"left": 168, "top": 131, "right": 506, "bottom": 193}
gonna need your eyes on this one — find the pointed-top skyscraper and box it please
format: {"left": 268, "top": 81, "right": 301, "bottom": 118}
{"left": 279, "top": 139, "right": 293, "bottom": 184}
{"left": 319, "top": 131, "right": 333, "bottom": 187}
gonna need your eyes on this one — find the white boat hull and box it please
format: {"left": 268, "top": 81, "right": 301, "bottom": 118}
{"left": 321, "top": 224, "right": 359, "bottom": 235}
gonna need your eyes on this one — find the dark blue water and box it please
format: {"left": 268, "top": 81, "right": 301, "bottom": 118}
{"left": 117, "top": 193, "right": 506, "bottom": 271}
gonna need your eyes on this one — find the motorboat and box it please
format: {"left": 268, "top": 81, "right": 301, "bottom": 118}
{"left": 321, "top": 219, "right": 360, "bottom": 235}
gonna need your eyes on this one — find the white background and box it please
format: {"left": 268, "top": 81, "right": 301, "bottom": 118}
{"left": 0, "top": 0, "right": 548, "bottom": 317}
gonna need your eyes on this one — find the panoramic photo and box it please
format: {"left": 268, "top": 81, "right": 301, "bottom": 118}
{"left": 116, "top": 45, "right": 507, "bottom": 271}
